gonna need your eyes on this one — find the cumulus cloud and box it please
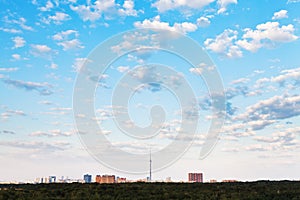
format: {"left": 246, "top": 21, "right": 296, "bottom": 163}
{"left": 70, "top": 0, "right": 115, "bottom": 22}
{"left": 118, "top": 0, "right": 138, "bottom": 16}
{"left": 217, "top": 0, "right": 237, "bottom": 14}
{"left": 152, "top": 0, "right": 214, "bottom": 12}
{"left": 30, "top": 129, "right": 75, "bottom": 137}
{"left": 2, "top": 78, "right": 53, "bottom": 95}
{"left": 255, "top": 67, "right": 300, "bottom": 88}
{"left": 72, "top": 57, "right": 90, "bottom": 72}
{"left": 117, "top": 66, "right": 130, "bottom": 73}
{"left": 0, "top": 27, "right": 22, "bottom": 34}
{"left": 236, "top": 21, "right": 298, "bottom": 52}
{"left": 197, "top": 16, "right": 211, "bottom": 27}
{"left": 12, "top": 36, "right": 26, "bottom": 48}
{"left": 235, "top": 94, "right": 300, "bottom": 124}
{"left": 204, "top": 29, "right": 242, "bottom": 58}
{"left": 45, "top": 12, "right": 71, "bottom": 24}
{"left": 272, "top": 10, "right": 288, "bottom": 20}
{"left": 0, "top": 141, "right": 70, "bottom": 152}
{"left": 206, "top": 21, "right": 298, "bottom": 57}
{"left": 134, "top": 15, "right": 198, "bottom": 34}
{"left": 12, "top": 54, "right": 21, "bottom": 60}
{"left": 53, "top": 30, "right": 83, "bottom": 51}
{"left": 0, "top": 130, "right": 16, "bottom": 134}
{"left": 30, "top": 44, "right": 53, "bottom": 57}
{"left": 57, "top": 39, "right": 84, "bottom": 51}
{"left": 39, "top": 0, "right": 54, "bottom": 11}
{"left": 0, "top": 68, "right": 18, "bottom": 72}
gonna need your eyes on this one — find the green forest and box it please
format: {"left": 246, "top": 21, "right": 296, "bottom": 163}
{"left": 1, "top": 181, "right": 300, "bottom": 200}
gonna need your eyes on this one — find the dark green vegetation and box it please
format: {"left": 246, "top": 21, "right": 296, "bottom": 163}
{"left": 1, "top": 181, "right": 300, "bottom": 200}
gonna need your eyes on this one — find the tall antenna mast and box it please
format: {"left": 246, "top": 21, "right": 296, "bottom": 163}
{"left": 149, "top": 149, "right": 152, "bottom": 182}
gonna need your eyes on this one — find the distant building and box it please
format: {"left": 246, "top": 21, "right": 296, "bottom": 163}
{"left": 49, "top": 176, "right": 56, "bottom": 183}
{"left": 210, "top": 179, "right": 217, "bottom": 183}
{"left": 188, "top": 173, "right": 203, "bottom": 183}
{"left": 222, "top": 180, "right": 238, "bottom": 183}
{"left": 165, "top": 177, "right": 172, "bottom": 183}
{"left": 84, "top": 174, "right": 92, "bottom": 183}
{"left": 96, "top": 175, "right": 115, "bottom": 184}
{"left": 116, "top": 177, "right": 126, "bottom": 183}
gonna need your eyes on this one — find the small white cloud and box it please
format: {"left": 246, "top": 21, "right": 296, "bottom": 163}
{"left": 152, "top": 0, "right": 214, "bottom": 12}
{"left": 197, "top": 16, "right": 211, "bottom": 27}
{"left": 58, "top": 39, "right": 84, "bottom": 51}
{"left": 31, "top": 44, "right": 51, "bottom": 53}
{"left": 70, "top": 0, "right": 115, "bottom": 22}
{"left": 0, "top": 67, "right": 19, "bottom": 72}
{"left": 31, "top": 44, "right": 52, "bottom": 57}
{"left": 189, "top": 67, "right": 203, "bottom": 75}
{"left": 204, "top": 29, "right": 242, "bottom": 58}
{"left": 237, "top": 21, "right": 298, "bottom": 52}
{"left": 118, "top": 0, "right": 138, "bottom": 16}
{"left": 134, "top": 15, "right": 198, "bottom": 34}
{"left": 12, "top": 36, "right": 26, "bottom": 48}
{"left": 49, "top": 63, "right": 58, "bottom": 69}
{"left": 0, "top": 28, "right": 22, "bottom": 34}
{"left": 117, "top": 66, "right": 130, "bottom": 73}
{"left": 272, "top": 10, "right": 288, "bottom": 20}
{"left": 217, "top": 0, "right": 237, "bottom": 14}
{"left": 12, "top": 54, "right": 21, "bottom": 60}
{"left": 39, "top": 0, "right": 54, "bottom": 11}
{"left": 47, "top": 12, "right": 71, "bottom": 24}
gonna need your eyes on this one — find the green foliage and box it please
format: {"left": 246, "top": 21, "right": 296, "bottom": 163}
{"left": 0, "top": 181, "right": 300, "bottom": 200}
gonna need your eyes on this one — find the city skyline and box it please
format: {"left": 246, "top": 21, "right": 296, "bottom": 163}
{"left": 1, "top": 0, "right": 300, "bottom": 182}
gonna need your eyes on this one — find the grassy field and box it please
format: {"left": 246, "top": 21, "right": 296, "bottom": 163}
{"left": 1, "top": 181, "right": 300, "bottom": 200}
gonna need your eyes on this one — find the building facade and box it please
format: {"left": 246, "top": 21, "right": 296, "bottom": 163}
{"left": 95, "top": 175, "right": 115, "bottom": 184}
{"left": 83, "top": 174, "right": 92, "bottom": 183}
{"left": 188, "top": 173, "right": 203, "bottom": 183}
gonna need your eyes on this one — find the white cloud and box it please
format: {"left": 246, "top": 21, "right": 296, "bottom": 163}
{"left": 57, "top": 39, "right": 84, "bottom": 51}
{"left": 230, "top": 78, "right": 250, "bottom": 85}
{"left": 204, "top": 29, "right": 242, "bottom": 58}
{"left": 287, "top": 0, "right": 300, "bottom": 3}
{"left": 12, "top": 36, "right": 26, "bottom": 48}
{"left": 30, "top": 129, "right": 75, "bottom": 137}
{"left": 52, "top": 30, "right": 78, "bottom": 40}
{"left": 118, "top": 0, "right": 138, "bottom": 16}
{"left": 189, "top": 67, "right": 203, "bottom": 75}
{"left": 49, "top": 63, "right": 58, "bottom": 69}
{"left": 134, "top": 15, "right": 198, "bottom": 34}
{"left": 152, "top": 0, "right": 214, "bottom": 12}
{"left": 0, "top": 28, "right": 22, "bottom": 34}
{"left": 117, "top": 66, "right": 130, "bottom": 73}
{"left": 31, "top": 44, "right": 53, "bottom": 58}
{"left": 73, "top": 57, "right": 90, "bottom": 72}
{"left": 217, "top": 0, "right": 237, "bottom": 14}
{"left": 237, "top": 21, "right": 298, "bottom": 52}
{"left": 31, "top": 44, "right": 51, "bottom": 53}
{"left": 0, "top": 68, "right": 18, "bottom": 72}
{"left": 272, "top": 10, "right": 288, "bottom": 20}
{"left": 235, "top": 94, "right": 300, "bottom": 123}
{"left": 18, "top": 17, "right": 34, "bottom": 31}
{"left": 39, "top": 0, "right": 54, "bottom": 11}
{"left": 70, "top": 0, "right": 115, "bottom": 22}
{"left": 47, "top": 12, "right": 71, "bottom": 24}
{"left": 12, "top": 54, "right": 21, "bottom": 60}
{"left": 52, "top": 30, "right": 83, "bottom": 51}
{"left": 197, "top": 16, "right": 211, "bottom": 27}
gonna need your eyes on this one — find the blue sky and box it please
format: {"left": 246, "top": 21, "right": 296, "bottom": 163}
{"left": 0, "top": 0, "right": 300, "bottom": 182}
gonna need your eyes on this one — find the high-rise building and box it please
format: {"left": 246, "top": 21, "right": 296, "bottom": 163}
{"left": 49, "top": 176, "right": 56, "bottom": 183}
{"left": 83, "top": 174, "right": 92, "bottom": 183}
{"left": 188, "top": 173, "right": 203, "bottom": 183}
{"left": 95, "top": 175, "right": 115, "bottom": 184}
